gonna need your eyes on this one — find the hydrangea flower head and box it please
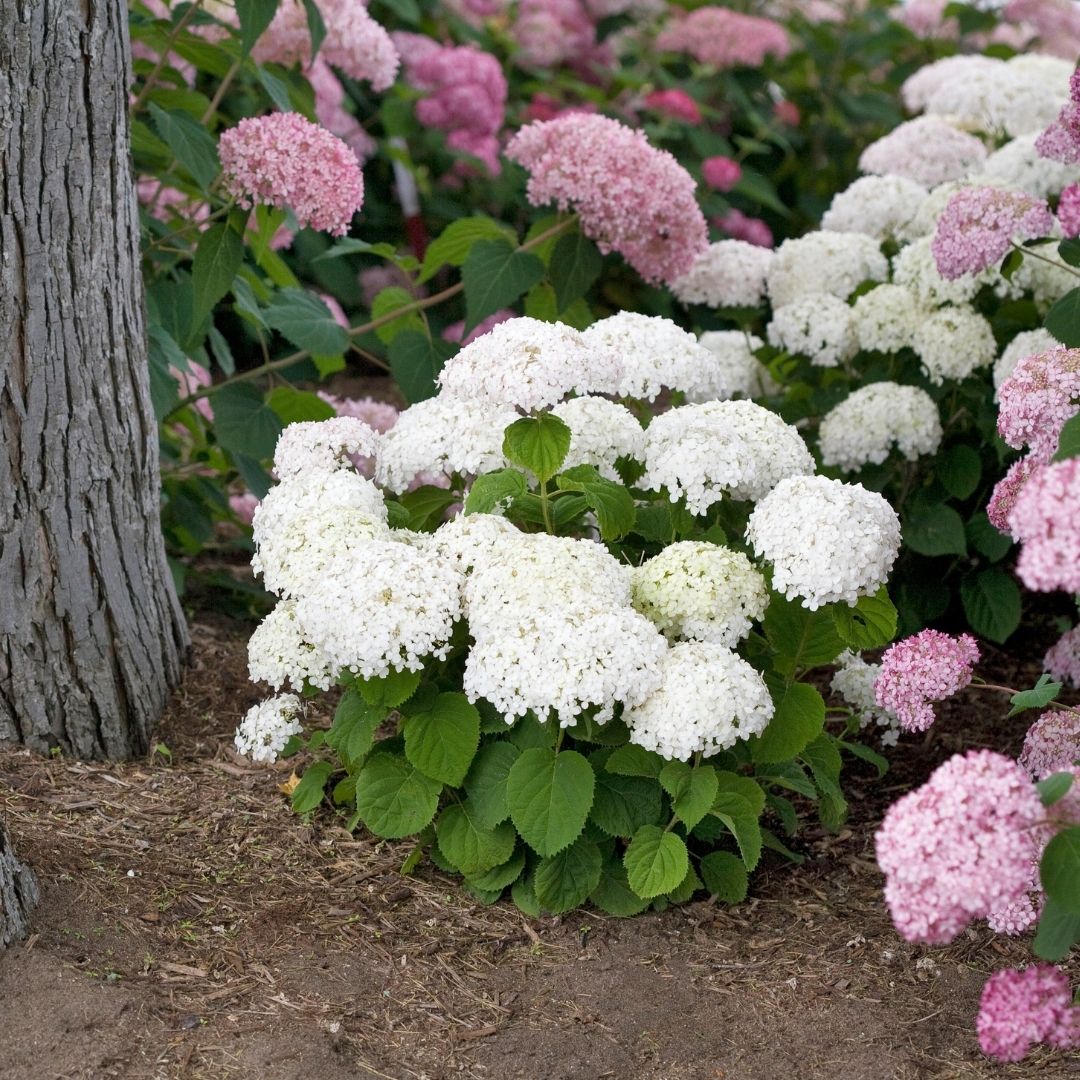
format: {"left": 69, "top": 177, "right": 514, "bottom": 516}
{"left": 670, "top": 241, "right": 772, "bottom": 310}
{"left": 858, "top": 117, "right": 988, "bottom": 186}
{"left": 701, "top": 156, "right": 741, "bottom": 192}
{"left": 235, "top": 695, "right": 304, "bottom": 763}
{"left": 696, "top": 331, "right": 774, "bottom": 401}
{"left": 550, "top": 396, "right": 644, "bottom": 480}
{"left": 643, "top": 89, "right": 701, "bottom": 125}
{"left": 1019, "top": 707, "right": 1080, "bottom": 778}
{"left": 912, "top": 307, "right": 996, "bottom": 385}
{"left": 873, "top": 630, "right": 979, "bottom": 733}
{"left": 820, "top": 175, "right": 928, "bottom": 242}
{"left": 875, "top": 749, "right": 1042, "bottom": 944}
{"left": 1044, "top": 627, "right": 1080, "bottom": 690}
{"left": 767, "top": 295, "right": 857, "bottom": 368}
{"left": 997, "top": 346, "right": 1080, "bottom": 461}
{"left": 987, "top": 454, "right": 1040, "bottom": 538}
{"left": 715, "top": 209, "right": 773, "bottom": 248}
{"left": 219, "top": 113, "right": 364, "bottom": 235}
{"left": 655, "top": 7, "right": 791, "bottom": 69}
{"left": 1058, "top": 183, "right": 1080, "bottom": 238}
{"left": 766, "top": 231, "right": 888, "bottom": 308}
{"left": 977, "top": 966, "right": 1080, "bottom": 1063}
{"left": 506, "top": 114, "right": 707, "bottom": 285}
{"left": 1011, "top": 457, "right": 1080, "bottom": 592}
{"left": 831, "top": 651, "right": 901, "bottom": 746}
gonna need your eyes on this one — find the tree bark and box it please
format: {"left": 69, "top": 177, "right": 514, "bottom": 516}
{"left": 0, "top": 814, "right": 37, "bottom": 949}
{"left": 0, "top": 0, "right": 189, "bottom": 759}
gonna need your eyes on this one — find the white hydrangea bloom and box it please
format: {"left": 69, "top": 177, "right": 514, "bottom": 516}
{"left": 248, "top": 601, "right": 336, "bottom": 691}
{"left": 551, "top": 396, "right": 644, "bottom": 479}
{"left": 581, "top": 312, "right": 716, "bottom": 401}
{"left": 921, "top": 64, "right": 1063, "bottom": 138}
{"left": 852, "top": 284, "right": 924, "bottom": 354}
{"left": 746, "top": 475, "right": 902, "bottom": 610}
{"left": 820, "top": 176, "right": 928, "bottom": 241}
{"left": 831, "top": 651, "right": 901, "bottom": 747}
{"left": 971, "top": 134, "right": 1078, "bottom": 200}
{"left": 695, "top": 331, "right": 775, "bottom": 402}
{"left": 912, "top": 307, "right": 996, "bottom": 384}
{"left": 901, "top": 55, "right": 1003, "bottom": 113}
{"left": 630, "top": 541, "right": 769, "bottom": 646}
{"left": 272, "top": 417, "right": 381, "bottom": 479}
{"left": 994, "top": 328, "right": 1059, "bottom": 390}
{"left": 766, "top": 232, "right": 888, "bottom": 308}
{"left": 641, "top": 400, "right": 815, "bottom": 514}
{"left": 1002, "top": 242, "right": 1076, "bottom": 309}
{"left": 427, "top": 512, "right": 519, "bottom": 575}
{"left": 669, "top": 240, "right": 773, "bottom": 308}
{"left": 1006, "top": 55, "right": 1075, "bottom": 99}
{"left": 436, "top": 317, "right": 623, "bottom": 410}
{"left": 252, "top": 470, "right": 390, "bottom": 598}
{"left": 819, "top": 382, "right": 943, "bottom": 471}
{"left": 767, "top": 294, "right": 857, "bottom": 368}
{"left": 375, "top": 395, "right": 517, "bottom": 494}
{"left": 623, "top": 642, "right": 774, "bottom": 761}
{"left": 294, "top": 543, "right": 463, "bottom": 679}
{"left": 858, "top": 117, "right": 988, "bottom": 187}
{"left": 892, "top": 235, "right": 993, "bottom": 306}
{"left": 235, "top": 694, "right": 304, "bottom": 764}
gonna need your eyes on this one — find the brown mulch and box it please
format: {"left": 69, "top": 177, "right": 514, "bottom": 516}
{"left": 0, "top": 614, "right": 1077, "bottom": 1080}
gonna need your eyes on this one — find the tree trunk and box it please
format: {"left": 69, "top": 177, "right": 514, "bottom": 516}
{"left": 0, "top": 814, "right": 37, "bottom": 949}
{"left": 0, "top": 0, "right": 189, "bottom": 759}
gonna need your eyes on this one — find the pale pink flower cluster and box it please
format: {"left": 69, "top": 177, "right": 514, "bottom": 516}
{"left": 1005, "top": 0, "right": 1080, "bottom": 59}
{"left": 1045, "top": 626, "right": 1080, "bottom": 689}
{"left": 253, "top": 0, "right": 399, "bottom": 91}
{"left": 219, "top": 114, "right": 364, "bottom": 236}
{"left": 932, "top": 187, "right": 1052, "bottom": 280}
{"left": 442, "top": 310, "right": 517, "bottom": 347}
{"left": 873, "top": 630, "right": 979, "bottom": 733}
{"left": 1019, "top": 707, "right": 1080, "bottom": 778}
{"left": 1037, "top": 68, "right": 1080, "bottom": 163}
{"left": 137, "top": 179, "right": 210, "bottom": 229}
{"left": 506, "top": 114, "right": 708, "bottom": 285}
{"left": 859, "top": 117, "right": 987, "bottom": 187}
{"left": 406, "top": 44, "right": 507, "bottom": 176}
{"left": 643, "top": 90, "right": 702, "bottom": 126}
{"left": 655, "top": 7, "right": 791, "bottom": 69}
{"left": 997, "top": 347, "right": 1080, "bottom": 462}
{"left": 511, "top": 0, "right": 605, "bottom": 72}
{"left": 1058, "top": 183, "right": 1080, "bottom": 238}
{"left": 987, "top": 455, "right": 1040, "bottom": 537}
{"left": 716, "top": 209, "right": 773, "bottom": 249}
{"left": 875, "top": 750, "right": 1042, "bottom": 944}
{"left": 702, "top": 156, "right": 742, "bottom": 192}
{"left": 1012, "top": 458, "right": 1080, "bottom": 592}
{"left": 977, "top": 965, "right": 1080, "bottom": 1063}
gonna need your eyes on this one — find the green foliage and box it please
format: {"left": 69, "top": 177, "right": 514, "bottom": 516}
{"left": 507, "top": 748, "right": 595, "bottom": 857}
{"left": 624, "top": 826, "right": 689, "bottom": 899}
{"left": 502, "top": 414, "right": 572, "bottom": 483}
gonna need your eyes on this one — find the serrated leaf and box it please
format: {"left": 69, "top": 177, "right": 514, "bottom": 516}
{"left": 436, "top": 804, "right": 516, "bottom": 877}
{"left": 291, "top": 761, "right": 333, "bottom": 814}
{"left": 419, "top": 216, "right": 516, "bottom": 282}
{"left": 325, "top": 689, "right": 384, "bottom": 764}
{"left": 763, "top": 599, "right": 844, "bottom": 678}
{"left": 711, "top": 793, "right": 763, "bottom": 870}
{"left": 192, "top": 224, "right": 244, "bottom": 324}
{"left": 666, "top": 863, "right": 704, "bottom": 904}
{"left": 752, "top": 678, "right": 825, "bottom": 764}
{"left": 403, "top": 693, "right": 481, "bottom": 787}
{"left": 904, "top": 504, "right": 967, "bottom": 557}
{"left": 549, "top": 230, "right": 602, "bottom": 312}
{"left": 937, "top": 444, "right": 982, "bottom": 500}
{"left": 358, "top": 669, "right": 422, "bottom": 710}
{"left": 590, "top": 772, "right": 663, "bottom": 837}
{"left": 371, "top": 286, "right": 424, "bottom": 345}
{"left": 387, "top": 330, "right": 455, "bottom": 405}
{"left": 555, "top": 464, "right": 636, "bottom": 540}
{"left": 149, "top": 103, "right": 219, "bottom": 190}
{"left": 659, "top": 763, "right": 718, "bottom": 831}
{"left": 961, "top": 568, "right": 1021, "bottom": 644}
{"left": 213, "top": 383, "right": 283, "bottom": 460}
{"left": 699, "top": 851, "right": 748, "bottom": 904}
{"left": 1033, "top": 895, "right": 1080, "bottom": 961}
{"left": 966, "top": 511, "right": 1013, "bottom": 562}
{"left": 534, "top": 836, "right": 603, "bottom": 914}
{"left": 1008, "top": 673, "right": 1063, "bottom": 717}
{"left": 1038, "top": 771, "right": 1076, "bottom": 807}
{"left": 507, "top": 747, "right": 595, "bottom": 856}
{"left": 265, "top": 289, "right": 349, "bottom": 355}
{"left": 1045, "top": 286, "right": 1080, "bottom": 347}
{"left": 589, "top": 861, "right": 650, "bottom": 916}
{"left": 464, "top": 741, "right": 521, "bottom": 828}
{"left": 1040, "top": 827, "right": 1080, "bottom": 914}
{"left": 235, "top": 0, "right": 279, "bottom": 55}
{"left": 511, "top": 873, "right": 541, "bottom": 917}
{"left": 356, "top": 753, "right": 441, "bottom": 838}
{"left": 829, "top": 588, "right": 897, "bottom": 652}
{"left": 503, "top": 414, "right": 571, "bottom": 484}
{"left": 464, "top": 469, "right": 527, "bottom": 515}
{"left": 397, "top": 485, "right": 460, "bottom": 532}
{"left": 266, "top": 386, "right": 336, "bottom": 425}
{"left": 462, "top": 240, "right": 545, "bottom": 331}
{"left": 624, "top": 826, "right": 689, "bottom": 899}
{"left": 466, "top": 847, "right": 525, "bottom": 893}
{"left": 606, "top": 744, "right": 665, "bottom": 779}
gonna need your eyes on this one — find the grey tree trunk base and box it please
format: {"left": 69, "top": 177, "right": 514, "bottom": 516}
{"left": 0, "top": 818, "right": 38, "bottom": 949}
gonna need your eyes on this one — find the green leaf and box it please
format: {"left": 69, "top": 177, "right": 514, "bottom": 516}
{"left": 752, "top": 678, "right": 825, "bottom": 764}
{"left": 1040, "top": 827, "right": 1080, "bottom": 914}
{"left": 837, "top": 738, "right": 889, "bottom": 778}
{"left": 266, "top": 386, "right": 336, "bottom": 425}
{"left": 1045, "top": 286, "right": 1080, "bottom": 347}
{"left": 503, "top": 414, "right": 571, "bottom": 484}
{"left": 466, "top": 848, "right": 526, "bottom": 893}
{"left": 461, "top": 240, "right": 545, "bottom": 331}
{"left": 589, "top": 861, "right": 650, "bottom": 916}
{"left": 325, "top": 689, "right": 384, "bottom": 764}
{"left": 534, "top": 836, "right": 603, "bottom": 914}
{"left": 605, "top": 745, "right": 665, "bottom": 779}
{"left": 192, "top": 224, "right": 244, "bottom": 324}
{"left": 699, "top": 851, "right": 748, "bottom": 904}
{"left": 265, "top": 289, "right": 349, "bottom": 356}
{"left": 387, "top": 331, "right": 455, "bottom": 405}
{"left": 371, "top": 286, "right": 424, "bottom": 345}
{"left": 801, "top": 735, "right": 847, "bottom": 831}
{"left": 291, "top": 761, "right": 333, "bottom": 814}
{"left": 419, "top": 216, "right": 516, "bottom": 282}
{"left": 960, "top": 568, "right": 1021, "bottom": 644}
{"left": 829, "top": 588, "right": 898, "bottom": 652}
{"left": 235, "top": 0, "right": 279, "bottom": 55}
{"left": 659, "top": 763, "right": 718, "bottom": 831}
{"left": 358, "top": 669, "right": 422, "bottom": 709}
{"left": 554, "top": 464, "right": 636, "bottom": 540}
{"left": 301, "top": 0, "right": 327, "bottom": 55}
{"left": 763, "top": 599, "right": 844, "bottom": 678}
{"left": 624, "top": 826, "right": 689, "bottom": 899}
{"left": 213, "top": 383, "right": 283, "bottom": 460}
{"left": 524, "top": 281, "right": 558, "bottom": 322}
{"left": 714, "top": 772, "right": 766, "bottom": 815}
{"left": 904, "top": 504, "right": 967, "bottom": 557}
{"left": 966, "top": 512, "right": 1013, "bottom": 562}
{"left": 1054, "top": 413, "right": 1080, "bottom": 462}
{"left": 1033, "top": 895, "right": 1080, "bottom": 961}
{"left": 146, "top": 323, "right": 185, "bottom": 418}
{"left": 355, "top": 753, "right": 441, "bottom": 838}
{"left": 436, "top": 804, "right": 516, "bottom": 877}
{"left": 148, "top": 104, "right": 220, "bottom": 190}
{"left": 711, "top": 793, "right": 763, "bottom": 870}
{"left": 999, "top": 248, "right": 1024, "bottom": 282}
{"left": 549, "top": 230, "right": 602, "bottom": 312}
{"left": 1008, "top": 673, "right": 1063, "bottom": 717}
{"left": 1058, "top": 239, "right": 1080, "bottom": 267}
{"left": 507, "top": 747, "right": 595, "bottom": 856}
{"left": 464, "top": 741, "right": 521, "bottom": 829}
{"left": 398, "top": 485, "right": 460, "bottom": 532}
{"left": 937, "top": 444, "right": 982, "bottom": 500}
{"left": 402, "top": 693, "right": 481, "bottom": 787}
{"left": 666, "top": 863, "right": 704, "bottom": 904}
{"left": 464, "top": 469, "right": 527, "bottom": 515}
{"left": 1038, "top": 771, "right": 1076, "bottom": 807}
{"left": 590, "top": 772, "right": 663, "bottom": 837}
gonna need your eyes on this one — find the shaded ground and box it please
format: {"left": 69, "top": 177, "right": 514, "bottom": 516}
{"left": 1, "top": 615, "right": 1076, "bottom": 1079}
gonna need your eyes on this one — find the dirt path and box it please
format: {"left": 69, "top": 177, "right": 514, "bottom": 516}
{"left": 0, "top": 617, "right": 1073, "bottom": 1079}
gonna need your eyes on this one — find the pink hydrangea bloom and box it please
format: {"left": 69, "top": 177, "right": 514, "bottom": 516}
{"left": 524, "top": 93, "right": 596, "bottom": 123}
{"left": 219, "top": 114, "right": 364, "bottom": 236}
{"left": 1037, "top": 68, "right": 1080, "bottom": 163}
{"left": 656, "top": 7, "right": 791, "bottom": 69}
{"left": 874, "top": 629, "right": 980, "bottom": 733}
{"left": 137, "top": 178, "right": 210, "bottom": 229}
{"left": 308, "top": 58, "right": 377, "bottom": 163}
{"left": 997, "top": 347, "right": 1080, "bottom": 462}
{"left": 643, "top": 90, "right": 702, "bottom": 125}
{"left": 512, "top": 0, "right": 600, "bottom": 71}
{"left": 442, "top": 309, "right": 517, "bottom": 347}
{"left": 772, "top": 99, "right": 801, "bottom": 127}
{"left": 1011, "top": 457, "right": 1080, "bottom": 592}
{"left": 977, "top": 965, "right": 1080, "bottom": 1063}
{"left": 898, "top": 0, "right": 958, "bottom": 37}
{"left": 715, "top": 209, "right": 773, "bottom": 248}
{"left": 1058, "top": 183, "right": 1080, "bottom": 238}
{"left": 506, "top": 113, "right": 708, "bottom": 285}
{"left": 932, "top": 188, "right": 1053, "bottom": 281}
{"left": 987, "top": 455, "right": 1040, "bottom": 538}
{"left": 875, "top": 749, "right": 1042, "bottom": 944}
{"left": 702, "top": 156, "right": 742, "bottom": 192}
{"left": 317, "top": 392, "right": 399, "bottom": 433}
{"left": 170, "top": 361, "right": 214, "bottom": 422}
{"left": 230, "top": 492, "right": 260, "bottom": 526}
{"left": 1020, "top": 707, "right": 1080, "bottom": 778}
{"left": 1045, "top": 627, "right": 1080, "bottom": 689}
{"left": 1004, "top": 0, "right": 1080, "bottom": 59}
{"left": 253, "top": 0, "right": 399, "bottom": 91}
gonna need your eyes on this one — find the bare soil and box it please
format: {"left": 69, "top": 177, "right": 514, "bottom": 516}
{"left": 1, "top": 614, "right": 1077, "bottom": 1080}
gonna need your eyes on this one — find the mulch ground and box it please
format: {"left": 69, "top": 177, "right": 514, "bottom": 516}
{"left": 1, "top": 611, "right": 1078, "bottom": 1080}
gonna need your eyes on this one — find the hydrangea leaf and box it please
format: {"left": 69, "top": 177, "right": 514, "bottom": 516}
{"left": 461, "top": 239, "right": 545, "bottom": 332}
{"left": 589, "top": 861, "right": 650, "bottom": 917}
{"left": 355, "top": 753, "right": 441, "bottom": 838}
{"left": 589, "top": 772, "right": 663, "bottom": 838}
{"left": 1040, "top": 827, "right": 1080, "bottom": 915}
{"left": 507, "top": 747, "right": 595, "bottom": 856}
{"left": 605, "top": 744, "right": 666, "bottom": 779}
{"left": 403, "top": 692, "right": 481, "bottom": 787}
{"left": 503, "top": 413, "right": 571, "bottom": 484}
{"left": 534, "top": 836, "right": 603, "bottom": 914}
{"left": 464, "top": 741, "right": 521, "bottom": 829}
{"left": 829, "top": 588, "right": 898, "bottom": 652}
{"left": 699, "top": 851, "right": 748, "bottom": 904}
{"left": 624, "top": 825, "right": 689, "bottom": 899}
{"left": 436, "top": 804, "right": 516, "bottom": 877}
{"left": 751, "top": 679, "right": 825, "bottom": 764}
{"left": 465, "top": 847, "right": 526, "bottom": 894}
{"left": 660, "top": 763, "right": 718, "bottom": 831}
{"left": 960, "top": 568, "right": 1021, "bottom": 644}
{"left": 711, "top": 792, "right": 763, "bottom": 870}
{"left": 549, "top": 230, "right": 603, "bottom": 312}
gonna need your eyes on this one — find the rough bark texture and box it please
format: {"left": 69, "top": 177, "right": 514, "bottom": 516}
{"left": 0, "top": 814, "right": 37, "bottom": 949}
{"left": 0, "top": 0, "right": 189, "bottom": 759}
